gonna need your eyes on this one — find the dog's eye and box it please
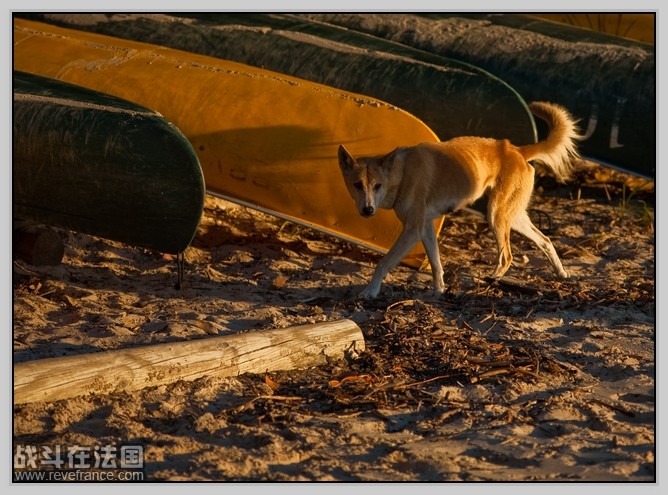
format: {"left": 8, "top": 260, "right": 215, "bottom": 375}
{"left": 373, "top": 184, "right": 381, "bottom": 191}
{"left": 354, "top": 182, "right": 364, "bottom": 190}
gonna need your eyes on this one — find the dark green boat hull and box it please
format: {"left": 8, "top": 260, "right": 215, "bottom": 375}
{"left": 302, "top": 13, "right": 655, "bottom": 178}
{"left": 13, "top": 71, "right": 205, "bottom": 254}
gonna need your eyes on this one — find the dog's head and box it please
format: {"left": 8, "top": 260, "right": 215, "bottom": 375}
{"left": 337, "top": 145, "right": 395, "bottom": 217}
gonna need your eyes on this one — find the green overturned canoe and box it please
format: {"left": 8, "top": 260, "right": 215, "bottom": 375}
{"left": 20, "top": 13, "right": 537, "bottom": 146}
{"left": 302, "top": 13, "right": 655, "bottom": 178}
{"left": 13, "top": 71, "right": 205, "bottom": 254}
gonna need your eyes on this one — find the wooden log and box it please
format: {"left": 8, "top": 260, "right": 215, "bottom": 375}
{"left": 14, "top": 319, "right": 365, "bottom": 404}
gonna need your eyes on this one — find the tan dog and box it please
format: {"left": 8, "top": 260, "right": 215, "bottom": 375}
{"left": 338, "top": 101, "right": 581, "bottom": 299}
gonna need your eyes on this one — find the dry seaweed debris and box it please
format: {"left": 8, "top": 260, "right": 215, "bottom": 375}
{"left": 217, "top": 298, "right": 579, "bottom": 428}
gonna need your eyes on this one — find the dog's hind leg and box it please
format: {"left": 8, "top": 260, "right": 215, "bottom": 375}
{"left": 511, "top": 211, "right": 569, "bottom": 278}
{"left": 421, "top": 220, "right": 446, "bottom": 294}
{"left": 489, "top": 217, "right": 513, "bottom": 279}
{"left": 487, "top": 194, "right": 515, "bottom": 279}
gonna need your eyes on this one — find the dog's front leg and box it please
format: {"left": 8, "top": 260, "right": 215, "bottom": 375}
{"left": 360, "top": 225, "right": 419, "bottom": 299}
{"left": 421, "top": 221, "right": 445, "bottom": 295}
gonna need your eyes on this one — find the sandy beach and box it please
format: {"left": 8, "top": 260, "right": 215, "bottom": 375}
{"left": 12, "top": 159, "right": 655, "bottom": 482}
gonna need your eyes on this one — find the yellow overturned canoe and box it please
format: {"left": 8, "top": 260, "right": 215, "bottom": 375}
{"left": 529, "top": 13, "right": 654, "bottom": 44}
{"left": 14, "top": 18, "right": 441, "bottom": 267}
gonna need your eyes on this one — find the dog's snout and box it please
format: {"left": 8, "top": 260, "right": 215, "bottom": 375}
{"left": 362, "top": 206, "right": 375, "bottom": 217}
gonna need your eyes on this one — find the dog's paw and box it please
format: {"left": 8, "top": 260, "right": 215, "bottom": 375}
{"left": 359, "top": 285, "right": 380, "bottom": 300}
{"left": 434, "top": 280, "right": 446, "bottom": 293}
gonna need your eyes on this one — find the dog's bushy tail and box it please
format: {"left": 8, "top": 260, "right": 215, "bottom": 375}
{"left": 520, "top": 101, "right": 582, "bottom": 182}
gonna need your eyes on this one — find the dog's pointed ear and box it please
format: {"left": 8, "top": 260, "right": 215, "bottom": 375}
{"left": 379, "top": 148, "right": 397, "bottom": 169}
{"left": 338, "top": 145, "right": 355, "bottom": 171}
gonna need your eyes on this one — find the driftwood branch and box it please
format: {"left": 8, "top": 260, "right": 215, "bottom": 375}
{"left": 14, "top": 319, "right": 365, "bottom": 404}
